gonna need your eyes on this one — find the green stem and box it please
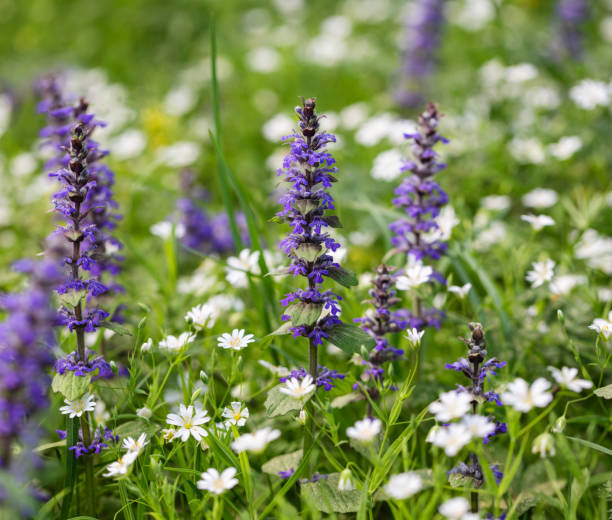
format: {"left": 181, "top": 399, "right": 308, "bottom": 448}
{"left": 59, "top": 416, "right": 79, "bottom": 519}
{"left": 303, "top": 340, "right": 318, "bottom": 476}
{"left": 80, "top": 412, "right": 96, "bottom": 513}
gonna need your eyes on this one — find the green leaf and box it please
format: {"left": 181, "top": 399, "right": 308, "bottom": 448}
{"left": 326, "top": 265, "right": 358, "bottom": 288}
{"left": 322, "top": 215, "right": 342, "bottom": 228}
{"left": 58, "top": 289, "right": 87, "bottom": 309}
{"left": 261, "top": 449, "right": 303, "bottom": 476}
{"left": 102, "top": 321, "right": 133, "bottom": 336}
{"left": 268, "top": 322, "right": 293, "bottom": 336}
{"left": 326, "top": 323, "right": 375, "bottom": 355}
{"left": 114, "top": 420, "right": 160, "bottom": 439}
{"left": 567, "top": 436, "right": 612, "bottom": 456}
{"left": 594, "top": 384, "right": 612, "bottom": 399}
{"left": 264, "top": 385, "right": 309, "bottom": 417}
{"left": 51, "top": 372, "right": 91, "bottom": 400}
{"left": 294, "top": 199, "right": 320, "bottom": 215}
{"left": 285, "top": 301, "right": 323, "bottom": 327}
{"left": 294, "top": 243, "right": 322, "bottom": 262}
{"left": 302, "top": 473, "right": 362, "bottom": 513}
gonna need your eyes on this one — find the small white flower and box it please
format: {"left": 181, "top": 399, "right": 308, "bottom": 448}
{"left": 589, "top": 311, "right": 612, "bottom": 340}
{"left": 262, "top": 113, "right": 294, "bottom": 142}
{"left": 59, "top": 393, "right": 96, "bottom": 418}
{"left": 159, "top": 332, "right": 196, "bottom": 352}
{"left": 508, "top": 137, "right": 545, "bottom": 164}
{"left": 163, "top": 85, "right": 197, "bottom": 116}
{"left": 231, "top": 427, "right": 280, "bottom": 453}
{"left": 217, "top": 329, "right": 256, "bottom": 350}
{"left": 461, "top": 415, "right": 496, "bottom": 438}
{"left": 110, "top": 129, "right": 147, "bottom": 160}
{"left": 346, "top": 417, "right": 382, "bottom": 443}
{"left": 93, "top": 400, "right": 109, "bottom": 426}
{"left": 258, "top": 360, "right": 290, "bottom": 377}
{"left": 370, "top": 149, "right": 403, "bottom": 181}
{"left": 521, "top": 188, "right": 558, "bottom": 209}
{"left": 161, "top": 428, "right": 176, "bottom": 442}
{"left": 122, "top": 433, "right": 149, "bottom": 454}
{"left": 430, "top": 424, "right": 473, "bottom": 457}
{"left": 279, "top": 375, "right": 316, "bottom": 400}
{"left": 297, "top": 409, "right": 307, "bottom": 425}
{"left": 439, "top": 496, "right": 470, "bottom": 519}
{"left": 246, "top": 47, "right": 281, "bottom": 73}
{"left": 525, "top": 259, "right": 555, "bottom": 288}
{"left": 141, "top": 338, "right": 153, "bottom": 352}
{"left": 166, "top": 404, "right": 210, "bottom": 441}
{"left": 405, "top": 328, "right": 425, "bottom": 347}
{"left": 549, "top": 274, "right": 586, "bottom": 295}
{"left": 570, "top": 79, "right": 610, "bottom": 110}
{"left": 547, "top": 366, "right": 593, "bottom": 393}
{"left": 480, "top": 195, "right": 511, "bottom": 211}
{"left": 355, "top": 113, "right": 395, "bottom": 147}
{"left": 222, "top": 402, "right": 249, "bottom": 427}
{"left": 185, "top": 304, "right": 214, "bottom": 330}
{"left": 501, "top": 378, "right": 553, "bottom": 413}
{"left": 103, "top": 451, "right": 138, "bottom": 478}
{"left": 225, "top": 249, "right": 261, "bottom": 288}
{"left": 396, "top": 258, "right": 432, "bottom": 290}
{"left": 197, "top": 467, "right": 239, "bottom": 495}
{"left": 384, "top": 472, "right": 423, "bottom": 500}
{"left": 136, "top": 407, "right": 152, "bottom": 419}
{"left": 338, "top": 468, "right": 356, "bottom": 491}
{"left": 448, "top": 283, "right": 472, "bottom": 299}
{"left": 429, "top": 391, "right": 472, "bottom": 422}
{"left": 521, "top": 214, "right": 555, "bottom": 231}
{"left": 425, "top": 424, "right": 441, "bottom": 444}
{"left": 156, "top": 141, "right": 201, "bottom": 168}
{"left": 150, "top": 221, "right": 174, "bottom": 239}
{"left": 532, "top": 433, "right": 555, "bottom": 458}
{"left": 548, "top": 136, "right": 582, "bottom": 160}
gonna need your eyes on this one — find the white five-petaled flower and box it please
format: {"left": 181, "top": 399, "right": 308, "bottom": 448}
{"left": 59, "top": 393, "right": 96, "bottom": 418}
{"left": 141, "top": 338, "right": 153, "bottom": 352}
{"left": 589, "top": 311, "right": 612, "bottom": 340}
{"left": 346, "top": 417, "right": 382, "bottom": 443}
{"left": 430, "top": 423, "right": 472, "bottom": 457}
{"left": 217, "top": 329, "right": 256, "bottom": 350}
{"left": 185, "top": 304, "right": 214, "bottom": 330}
{"left": 405, "top": 328, "right": 425, "bottom": 347}
{"left": 225, "top": 249, "right": 261, "bottom": 288}
{"left": 547, "top": 366, "right": 593, "bottom": 393}
{"left": 222, "top": 402, "right": 250, "bottom": 427}
{"left": 532, "top": 432, "right": 556, "bottom": 458}
{"left": 521, "top": 188, "right": 558, "bottom": 209}
{"left": 448, "top": 283, "right": 472, "bottom": 299}
{"left": 231, "top": 427, "right": 280, "bottom": 453}
{"left": 103, "top": 451, "right": 138, "bottom": 478}
{"left": 159, "top": 332, "right": 196, "bottom": 352}
{"left": 428, "top": 391, "right": 472, "bottom": 422}
{"left": 197, "top": 467, "right": 239, "bottom": 495}
{"left": 396, "top": 260, "right": 433, "bottom": 290}
{"left": 439, "top": 496, "right": 470, "bottom": 519}
{"left": 338, "top": 468, "right": 356, "bottom": 491}
{"left": 136, "top": 406, "right": 152, "bottom": 419}
{"left": 461, "top": 414, "right": 496, "bottom": 438}
{"left": 525, "top": 259, "right": 555, "bottom": 288}
{"left": 166, "top": 404, "right": 210, "bottom": 441}
{"left": 501, "top": 378, "right": 553, "bottom": 412}
{"left": 384, "top": 472, "right": 423, "bottom": 500}
{"left": 279, "top": 375, "right": 316, "bottom": 400}
{"left": 122, "top": 433, "right": 149, "bottom": 454}
{"left": 521, "top": 214, "right": 555, "bottom": 231}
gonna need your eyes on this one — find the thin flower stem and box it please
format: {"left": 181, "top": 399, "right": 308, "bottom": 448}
{"left": 303, "top": 339, "right": 318, "bottom": 476}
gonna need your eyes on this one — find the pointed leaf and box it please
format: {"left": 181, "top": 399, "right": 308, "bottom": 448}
{"left": 285, "top": 301, "right": 324, "bottom": 327}
{"left": 264, "top": 385, "right": 310, "bottom": 417}
{"left": 594, "top": 384, "right": 612, "bottom": 399}
{"left": 294, "top": 243, "right": 322, "bottom": 262}
{"left": 51, "top": 372, "right": 91, "bottom": 401}
{"left": 326, "top": 266, "right": 357, "bottom": 288}
{"left": 327, "top": 323, "right": 375, "bottom": 355}
{"left": 302, "top": 473, "right": 362, "bottom": 513}
{"left": 261, "top": 449, "right": 303, "bottom": 476}
{"left": 322, "top": 215, "right": 342, "bottom": 228}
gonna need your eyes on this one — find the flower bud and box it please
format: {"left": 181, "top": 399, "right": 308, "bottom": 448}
{"left": 552, "top": 416, "right": 566, "bottom": 433}
{"left": 297, "top": 409, "right": 307, "bottom": 425}
{"left": 532, "top": 433, "right": 555, "bottom": 458}
{"left": 338, "top": 468, "right": 356, "bottom": 491}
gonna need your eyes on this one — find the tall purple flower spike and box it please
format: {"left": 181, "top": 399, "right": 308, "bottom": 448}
{"left": 552, "top": 0, "right": 588, "bottom": 60}
{"left": 276, "top": 98, "right": 343, "bottom": 347}
{"left": 390, "top": 102, "right": 449, "bottom": 330}
{"left": 354, "top": 264, "right": 407, "bottom": 400}
{"left": 394, "top": 0, "right": 445, "bottom": 109}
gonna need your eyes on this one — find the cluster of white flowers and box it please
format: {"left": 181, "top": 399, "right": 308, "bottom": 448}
{"left": 225, "top": 249, "right": 262, "bottom": 288}
{"left": 104, "top": 433, "right": 149, "bottom": 478}
{"left": 231, "top": 427, "right": 280, "bottom": 453}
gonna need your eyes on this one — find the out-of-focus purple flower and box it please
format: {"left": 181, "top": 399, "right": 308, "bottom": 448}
{"left": 57, "top": 426, "right": 118, "bottom": 459}
{"left": 394, "top": 0, "right": 445, "bottom": 109}
{"left": 553, "top": 0, "right": 588, "bottom": 60}
{"left": 279, "top": 366, "right": 345, "bottom": 391}
{"left": 275, "top": 98, "right": 344, "bottom": 347}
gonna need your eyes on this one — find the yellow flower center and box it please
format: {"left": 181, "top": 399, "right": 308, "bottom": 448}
{"left": 184, "top": 420, "right": 193, "bottom": 429}
{"left": 229, "top": 337, "right": 241, "bottom": 347}
{"left": 233, "top": 412, "right": 242, "bottom": 421}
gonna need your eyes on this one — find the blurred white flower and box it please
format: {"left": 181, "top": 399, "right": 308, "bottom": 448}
{"left": 532, "top": 433, "right": 555, "bottom": 458}
{"left": 502, "top": 378, "right": 553, "bottom": 412}
{"left": 524, "top": 86, "right": 560, "bottom": 109}
{"left": 263, "top": 113, "right": 294, "bottom": 142}
{"left": 346, "top": 417, "right": 381, "bottom": 443}
{"left": 461, "top": 414, "right": 496, "bottom": 438}
{"left": 508, "top": 137, "right": 545, "bottom": 164}
{"left": 0, "top": 94, "right": 11, "bottom": 137}
{"left": 136, "top": 407, "right": 152, "bottom": 419}
{"left": 166, "top": 404, "right": 210, "bottom": 441}
{"left": 433, "top": 206, "right": 460, "bottom": 241}
{"left": 521, "top": 188, "right": 558, "bottom": 208}
{"left": 279, "top": 375, "right": 316, "bottom": 400}
{"left": 451, "top": 0, "right": 495, "bottom": 31}
{"left": 141, "top": 338, "right": 153, "bottom": 352}
{"left": 570, "top": 79, "right": 610, "bottom": 110}
{"left": 549, "top": 274, "right": 586, "bottom": 295}
{"left": 247, "top": 47, "right": 281, "bottom": 73}
{"left": 548, "top": 366, "right": 593, "bottom": 393}
{"left": 355, "top": 113, "right": 395, "bottom": 146}
{"left": 430, "top": 423, "right": 472, "bottom": 456}
{"left": 349, "top": 231, "right": 375, "bottom": 247}
{"left": 448, "top": 283, "right": 472, "bottom": 299}
{"left": 164, "top": 85, "right": 197, "bottom": 116}
{"left": 94, "top": 400, "right": 110, "bottom": 425}
{"left": 589, "top": 311, "right": 612, "bottom": 340}
{"left": 339, "top": 102, "right": 369, "bottom": 130}
{"left": 396, "top": 258, "right": 432, "bottom": 290}
{"left": 439, "top": 497, "right": 469, "bottom": 519}
{"left": 387, "top": 119, "right": 418, "bottom": 145}
{"left": 156, "top": 141, "right": 201, "bottom": 168}
{"left": 321, "top": 15, "right": 352, "bottom": 38}
{"left": 111, "top": 129, "right": 147, "bottom": 159}
{"left": 103, "top": 451, "right": 138, "bottom": 478}
{"left": 217, "top": 329, "right": 255, "bottom": 351}
{"left": 429, "top": 391, "right": 472, "bottom": 422}
{"left": 526, "top": 259, "right": 555, "bottom": 288}
{"left": 600, "top": 16, "right": 612, "bottom": 42}
{"left": 197, "top": 467, "right": 238, "bottom": 495}
{"left": 10, "top": 153, "right": 37, "bottom": 177}
{"left": 574, "top": 229, "right": 612, "bottom": 274}
{"left": 371, "top": 149, "right": 403, "bottom": 181}
{"left": 384, "top": 472, "right": 423, "bottom": 499}
{"left": 123, "top": 433, "right": 148, "bottom": 454}
{"left": 150, "top": 221, "right": 184, "bottom": 239}
{"left": 231, "top": 427, "right": 280, "bottom": 453}
{"left": 520, "top": 214, "right": 555, "bottom": 231}
{"left": 480, "top": 194, "right": 511, "bottom": 211}
{"left": 258, "top": 360, "right": 290, "bottom": 377}
{"left": 225, "top": 249, "right": 261, "bottom": 288}
{"left": 548, "top": 136, "right": 581, "bottom": 160}
{"left": 159, "top": 332, "right": 196, "bottom": 352}
{"left": 303, "top": 33, "right": 348, "bottom": 66}
{"left": 505, "top": 63, "right": 538, "bottom": 83}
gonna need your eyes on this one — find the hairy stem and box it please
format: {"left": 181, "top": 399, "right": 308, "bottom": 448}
{"left": 303, "top": 338, "right": 318, "bottom": 477}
